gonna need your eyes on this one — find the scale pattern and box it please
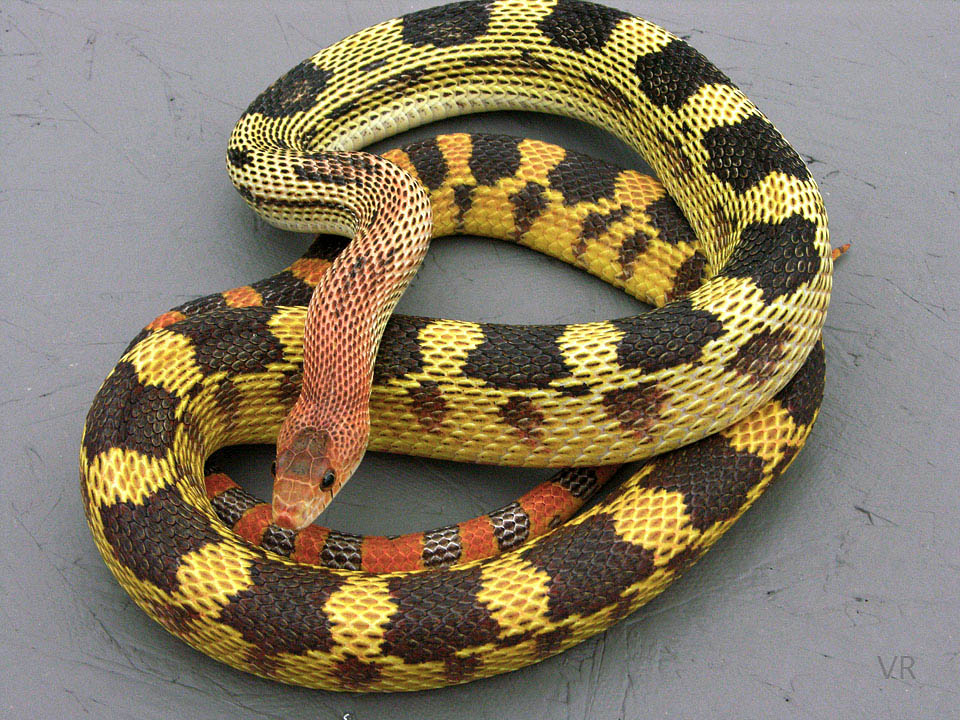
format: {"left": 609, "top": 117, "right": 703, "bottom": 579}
{"left": 80, "top": 0, "right": 832, "bottom": 692}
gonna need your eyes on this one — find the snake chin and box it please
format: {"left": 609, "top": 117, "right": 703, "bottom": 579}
{"left": 271, "top": 427, "right": 343, "bottom": 530}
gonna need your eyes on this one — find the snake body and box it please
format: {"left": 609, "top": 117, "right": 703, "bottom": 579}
{"left": 81, "top": 1, "right": 831, "bottom": 691}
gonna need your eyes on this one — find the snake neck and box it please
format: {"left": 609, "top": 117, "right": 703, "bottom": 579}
{"left": 272, "top": 155, "right": 432, "bottom": 530}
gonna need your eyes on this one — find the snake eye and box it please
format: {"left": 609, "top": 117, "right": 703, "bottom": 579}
{"left": 321, "top": 470, "right": 336, "bottom": 489}
{"left": 270, "top": 461, "right": 277, "bottom": 477}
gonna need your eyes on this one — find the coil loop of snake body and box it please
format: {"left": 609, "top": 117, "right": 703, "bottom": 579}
{"left": 81, "top": 0, "right": 831, "bottom": 691}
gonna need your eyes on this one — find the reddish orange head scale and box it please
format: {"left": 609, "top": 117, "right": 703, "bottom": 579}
{"left": 271, "top": 427, "right": 343, "bottom": 530}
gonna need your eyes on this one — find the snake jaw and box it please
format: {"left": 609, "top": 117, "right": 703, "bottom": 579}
{"left": 271, "top": 427, "right": 342, "bottom": 530}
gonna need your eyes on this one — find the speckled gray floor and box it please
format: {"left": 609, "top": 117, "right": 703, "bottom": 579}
{"left": 3, "top": 2, "right": 958, "bottom": 718}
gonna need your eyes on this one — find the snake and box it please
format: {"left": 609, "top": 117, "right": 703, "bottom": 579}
{"left": 80, "top": 0, "right": 832, "bottom": 691}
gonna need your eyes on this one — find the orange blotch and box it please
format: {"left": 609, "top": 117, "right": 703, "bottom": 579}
{"left": 380, "top": 147, "right": 414, "bottom": 174}
{"left": 145, "top": 310, "right": 185, "bottom": 331}
{"left": 290, "top": 257, "right": 331, "bottom": 287}
{"left": 458, "top": 516, "right": 499, "bottom": 563}
{"left": 223, "top": 285, "right": 262, "bottom": 308}
{"left": 203, "top": 472, "right": 238, "bottom": 499}
{"left": 362, "top": 534, "right": 424, "bottom": 573}
{"left": 520, "top": 484, "right": 578, "bottom": 537}
{"left": 233, "top": 504, "right": 272, "bottom": 544}
{"left": 292, "top": 526, "right": 330, "bottom": 565}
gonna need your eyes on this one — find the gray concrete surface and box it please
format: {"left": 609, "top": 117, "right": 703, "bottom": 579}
{"left": 2, "top": 2, "right": 958, "bottom": 718}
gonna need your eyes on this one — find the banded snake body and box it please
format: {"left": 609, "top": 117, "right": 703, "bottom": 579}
{"left": 81, "top": 0, "right": 832, "bottom": 691}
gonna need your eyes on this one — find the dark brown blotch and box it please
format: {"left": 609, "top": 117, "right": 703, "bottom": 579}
{"left": 555, "top": 467, "right": 602, "bottom": 499}
{"left": 776, "top": 340, "right": 825, "bottom": 428}
{"left": 150, "top": 600, "right": 202, "bottom": 636}
{"left": 320, "top": 530, "right": 364, "bottom": 571}
{"left": 218, "top": 558, "right": 344, "bottom": 657}
{"left": 769, "top": 443, "right": 800, "bottom": 482}
{"left": 373, "top": 315, "right": 432, "bottom": 382}
{"left": 82, "top": 361, "right": 180, "bottom": 463}
{"left": 468, "top": 134, "right": 523, "bottom": 187}
{"left": 727, "top": 326, "right": 793, "bottom": 383}
{"left": 520, "top": 512, "right": 655, "bottom": 621}
{"left": 489, "top": 502, "right": 531, "bottom": 551}
{"left": 576, "top": 205, "right": 632, "bottom": 257}
{"left": 325, "top": 66, "right": 429, "bottom": 121}
{"left": 719, "top": 213, "right": 821, "bottom": 301}
{"left": 278, "top": 368, "right": 302, "bottom": 411}
{"left": 535, "top": 626, "right": 573, "bottom": 658}
{"left": 407, "top": 379, "right": 448, "bottom": 431}
{"left": 582, "top": 70, "right": 634, "bottom": 112}
{"left": 537, "top": 0, "right": 630, "bottom": 53}
{"left": 212, "top": 378, "right": 242, "bottom": 430}
{"left": 404, "top": 137, "right": 448, "bottom": 191}
{"left": 209, "top": 485, "right": 260, "bottom": 529}
{"left": 666, "top": 251, "right": 708, "bottom": 302}
{"left": 617, "top": 230, "right": 649, "bottom": 279}
{"left": 169, "top": 306, "right": 285, "bottom": 377}
{"left": 177, "top": 292, "right": 228, "bottom": 318}
{"left": 509, "top": 181, "right": 548, "bottom": 239}
{"left": 602, "top": 381, "right": 666, "bottom": 440}
{"left": 644, "top": 196, "right": 696, "bottom": 246}
{"left": 382, "top": 566, "right": 501, "bottom": 662}
{"left": 461, "top": 323, "right": 581, "bottom": 391}
{"left": 634, "top": 38, "right": 732, "bottom": 111}
{"left": 249, "top": 270, "right": 314, "bottom": 308}
{"left": 261, "top": 524, "right": 297, "bottom": 557}
{"left": 498, "top": 396, "right": 545, "bottom": 444}
{"left": 227, "top": 147, "right": 253, "bottom": 169}
{"left": 401, "top": 1, "right": 491, "bottom": 48}
{"left": 302, "top": 234, "right": 352, "bottom": 262}
{"left": 702, "top": 113, "right": 811, "bottom": 193}
{"left": 422, "top": 525, "right": 462, "bottom": 568}
{"left": 638, "top": 433, "right": 765, "bottom": 531}
{"left": 244, "top": 59, "right": 333, "bottom": 118}
{"left": 244, "top": 647, "right": 281, "bottom": 677}
{"left": 547, "top": 152, "right": 622, "bottom": 206}
{"left": 335, "top": 654, "right": 383, "bottom": 690}
{"left": 453, "top": 184, "right": 474, "bottom": 228}
{"left": 100, "top": 486, "right": 220, "bottom": 594}
{"left": 664, "top": 545, "right": 703, "bottom": 575}
{"left": 444, "top": 654, "right": 482, "bottom": 683}
{"left": 612, "top": 299, "right": 724, "bottom": 373}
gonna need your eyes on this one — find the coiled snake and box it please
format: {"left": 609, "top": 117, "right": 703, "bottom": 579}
{"left": 80, "top": 0, "right": 832, "bottom": 691}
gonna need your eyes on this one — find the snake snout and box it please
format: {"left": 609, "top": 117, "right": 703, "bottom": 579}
{"left": 271, "top": 502, "right": 309, "bottom": 532}
{"left": 271, "top": 469, "right": 337, "bottom": 531}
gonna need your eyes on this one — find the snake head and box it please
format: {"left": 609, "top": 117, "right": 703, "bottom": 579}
{"left": 271, "top": 426, "right": 344, "bottom": 530}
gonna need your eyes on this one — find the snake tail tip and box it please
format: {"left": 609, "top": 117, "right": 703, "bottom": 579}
{"left": 831, "top": 243, "right": 851, "bottom": 261}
